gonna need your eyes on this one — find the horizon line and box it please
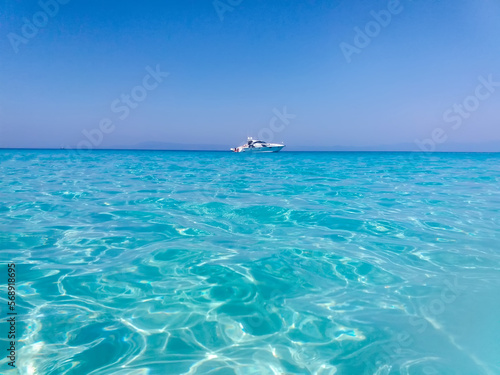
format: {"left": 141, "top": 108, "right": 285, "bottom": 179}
{"left": 1, "top": 148, "right": 499, "bottom": 154}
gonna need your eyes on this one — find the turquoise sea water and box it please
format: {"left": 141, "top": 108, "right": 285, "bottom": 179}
{"left": 1, "top": 150, "right": 499, "bottom": 375}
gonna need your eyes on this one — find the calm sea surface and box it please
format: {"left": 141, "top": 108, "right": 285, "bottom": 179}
{"left": 1, "top": 150, "right": 499, "bottom": 375}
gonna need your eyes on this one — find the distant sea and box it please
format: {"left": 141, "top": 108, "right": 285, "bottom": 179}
{"left": 1, "top": 150, "right": 499, "bottom": 375}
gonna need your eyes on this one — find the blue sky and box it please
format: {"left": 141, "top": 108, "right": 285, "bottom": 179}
{"left": 1, "top": 0, "right": 499, "bottom": 150}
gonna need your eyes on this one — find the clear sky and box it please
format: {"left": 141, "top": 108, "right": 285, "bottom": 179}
{"left": 1, "top": 0, "right": 499, "bottom": 150}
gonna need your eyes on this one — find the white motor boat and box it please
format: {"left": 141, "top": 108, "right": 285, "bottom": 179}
{"left": 231, "top": 137, "right": 285, "bottom": 153}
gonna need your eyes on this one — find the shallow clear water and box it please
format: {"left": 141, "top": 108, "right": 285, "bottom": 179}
{"left": 1, "top": 150, "right": 499, "bottom": 375}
